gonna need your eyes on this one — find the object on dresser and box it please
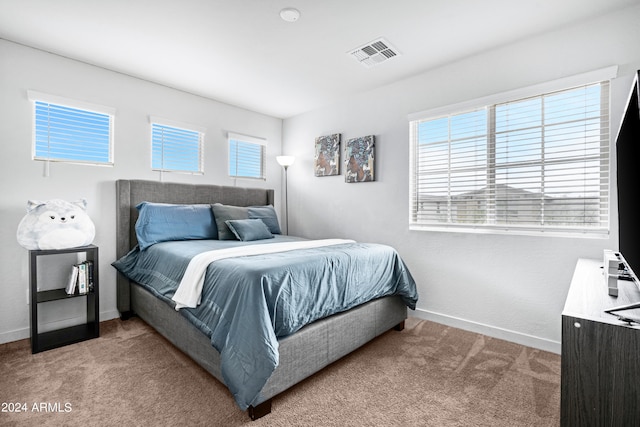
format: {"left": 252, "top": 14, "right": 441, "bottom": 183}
{"left": 603, "top": 250, "right": 640, "bottom": 317}
{"left": 16, "top": 199, "right": 96, "bottom": 250}
{"left": 603, "top": 249, "right": 621, "bottom": 296}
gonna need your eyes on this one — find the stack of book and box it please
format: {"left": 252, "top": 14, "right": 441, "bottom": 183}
{"left": 65, "top": 260, "right": 94, "bottom": 295}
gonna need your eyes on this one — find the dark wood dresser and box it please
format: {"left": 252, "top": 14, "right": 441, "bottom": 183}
{"left": 561, "top": 258, "right": 640, "bottom": 426}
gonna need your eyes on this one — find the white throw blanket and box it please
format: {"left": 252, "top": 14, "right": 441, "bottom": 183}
{"left": 172, "top": 239, "right": 354, "bottom": 310}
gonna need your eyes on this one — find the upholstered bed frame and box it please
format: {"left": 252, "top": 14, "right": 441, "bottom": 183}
{"left": 115, "top": 179, "right": 407, "bottom": 419}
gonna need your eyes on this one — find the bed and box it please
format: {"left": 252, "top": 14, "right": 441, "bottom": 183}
{"left": 113, "top": 179, "right": 417, "bottom": 419}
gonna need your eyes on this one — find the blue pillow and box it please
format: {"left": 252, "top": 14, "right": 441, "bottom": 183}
{"left": 225, "top": 219, "right": 274, "bottom": 241}
{"left": 248, "top": 205, "right": 282, "bottom": 235}
{"left": 135, "top": 202, "right": 217, "bottom": 250}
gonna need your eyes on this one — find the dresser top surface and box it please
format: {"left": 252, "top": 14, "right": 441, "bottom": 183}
{"left": 563, "top": 258, "right": 640, "bottom": 328}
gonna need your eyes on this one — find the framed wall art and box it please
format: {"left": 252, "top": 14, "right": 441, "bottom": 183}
{"left": 314, "top": 134, "right": 340, "bottom": 176}
{"left": 345, "top": 135, "right": 375, "bottom": 183}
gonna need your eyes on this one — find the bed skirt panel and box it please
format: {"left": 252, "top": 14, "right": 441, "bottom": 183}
{"left": 130, "top": 282, "right": 406, "bottom": 406}
{"left": 131, "top": 283, "right": 224, "bottom": 382}
{"left": 256, "top": 296, "right": 407, "bottom": 403}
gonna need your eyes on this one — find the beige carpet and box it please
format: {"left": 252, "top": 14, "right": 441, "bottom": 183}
{"left": 0, "top": 317, "right": 560, "bottom": 426}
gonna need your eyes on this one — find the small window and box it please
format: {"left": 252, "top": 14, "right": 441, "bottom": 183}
{"left": 228, "top": 132, "right": 266, "bottom": 180}
{"left": 28, "top": 91, "right": 114, "bottom": 165}
{"left": 409, "top": 68, "right": 617, "bottom": 237}
{"left": 151, "top": 118, "right": 204, "bottom": 174}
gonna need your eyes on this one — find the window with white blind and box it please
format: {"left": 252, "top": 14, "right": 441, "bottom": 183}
{"left": 28, "top": 91, "right": 114, "bottom": 166}
{"left": 151, "top": 118, "right": 204, "bottom": 174}
{"left": 228, "top": 132, "right": 266, "bottom": 180}
{"left": 409, "top": 69, "right": 616, "bottom": 236}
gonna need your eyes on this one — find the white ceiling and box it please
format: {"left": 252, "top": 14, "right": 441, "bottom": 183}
{"left": 0, "top": 0, "right": 637, "bottom": 118}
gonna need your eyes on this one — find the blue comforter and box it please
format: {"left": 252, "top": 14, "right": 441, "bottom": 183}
{"left": 112, "top": 235, "right": 418, "bottom": 410}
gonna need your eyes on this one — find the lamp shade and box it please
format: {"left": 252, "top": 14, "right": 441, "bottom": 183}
{"left": 276, "top": 156, "right": 295, "bottom": 167}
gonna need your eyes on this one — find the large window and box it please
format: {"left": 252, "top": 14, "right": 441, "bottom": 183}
{"left": 228, "top": 132, "right": 266, "bottom": 180}
{"left": 409, "top": 70, "right": 615, "bottom": 236}
{"left": 151, "top": 117, "right": 204, "bottom": 174}
{"left": 29, "top": 91, "right": 114, "bottom": 166}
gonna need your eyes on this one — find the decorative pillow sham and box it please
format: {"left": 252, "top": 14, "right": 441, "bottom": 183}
{"left": 247, "top": 205, "right": 282, "bottom": 235}
{"left": 211, "top": 203, "right": 250, "bottom": 240}
{"left": 212, "top": 203, "right": 281, "bottom": 240}
{"left": 225, "top": 219, "right": 274, "bottom": 241}
{"left": 135, "top": 202, "right": 217, "bottom": 250}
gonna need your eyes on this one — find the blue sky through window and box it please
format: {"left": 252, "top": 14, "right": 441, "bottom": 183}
{"left": 412, "top": 82, "right": 608, "bottom": 230}
{"left": 417, "top": 84, "right": 603, "bottom": 198}
{"left": 229, "top": 138, "right": 264, "bottom": 179}
{"left": 152, "top": 123, "right": 202, "bottom": 172}
{"left": 34, "top": 101, "right": 111, "bottom": 163}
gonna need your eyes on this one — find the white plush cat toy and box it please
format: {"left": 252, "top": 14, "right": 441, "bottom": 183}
{"left": 16, "top": 199, "right": 96, "bottom": 250}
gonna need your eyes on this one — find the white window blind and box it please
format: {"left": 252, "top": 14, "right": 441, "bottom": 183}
{"left": 151, "top": 118, "right": 204, "bottom": 174}
{"left": 228, "top": 132, "right": 266, "bottom": 180}
{"left": 28, "top": 91, "right": 114, "bottom": 166}
{"left": 409, "top": 79, "right": 612, "bottom": 236}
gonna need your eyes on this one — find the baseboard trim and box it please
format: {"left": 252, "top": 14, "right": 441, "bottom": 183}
{"left": 0, "top": 309, "right": 121, "bottom": 345}
{"left": 0, "top": 328, "right": 29, "bottom": 345}
{"left": 412, "top": 308, "right": 561, "bottom": 354}
{"left": 3, "top": 308, "right": 561, "bottom": 354}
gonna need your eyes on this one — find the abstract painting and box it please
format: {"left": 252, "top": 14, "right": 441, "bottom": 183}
{"left": 345, "top": 135, "right": 375, "bottom": 183}
{"left": 314, "top": 134, "right": 340, "bottom": 176}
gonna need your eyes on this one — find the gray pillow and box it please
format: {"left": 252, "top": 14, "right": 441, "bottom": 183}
{"left": 212, "top": 203, "right": 282, "bottom": 240}
{"left": 211, "top": 203, "right": 249, "bottom": 240}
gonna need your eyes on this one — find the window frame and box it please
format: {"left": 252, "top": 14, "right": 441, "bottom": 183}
{"left": 228, "top": 132, "right": 267, "bottom": 180}
{"left": 150, "top": 116, "right": 205, "bottom": 175}
{"left": 28, "top": 90, "right": 115, "bottom": 167}
{"left": 408, "top": 66, "right": 618, "bottom": 238}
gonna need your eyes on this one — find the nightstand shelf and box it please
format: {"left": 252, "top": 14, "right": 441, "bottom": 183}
{"left": 29, "top": 245, "right": 99, "bottom": 354}
{"left": 37, "top": 288, "right": 90, "bottom": 303}
{"left": 33, "top": 323, "right": 99, "bottom": 353}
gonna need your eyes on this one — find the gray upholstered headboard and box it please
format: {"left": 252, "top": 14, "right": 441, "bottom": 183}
{"left": 115, "top": 179, "right": 275, "bottom": 316}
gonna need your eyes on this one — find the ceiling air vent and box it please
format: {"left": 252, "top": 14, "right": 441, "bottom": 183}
{"left": 348, "top": 38, "right": 400, "bottom": 68}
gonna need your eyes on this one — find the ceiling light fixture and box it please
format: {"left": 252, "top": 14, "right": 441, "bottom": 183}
{"left": 280, "top": 7, "right": 300, "bottom": 22}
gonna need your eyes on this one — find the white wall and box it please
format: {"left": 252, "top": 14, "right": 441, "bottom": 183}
{"left": 3, "top": 5, "right": 639, "bottom": 354}
{"left": 282, "top": 4, "right": 640, "bottom": 353}
{"left": 0, "top": 40, "right": 283, "bottom": 344}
